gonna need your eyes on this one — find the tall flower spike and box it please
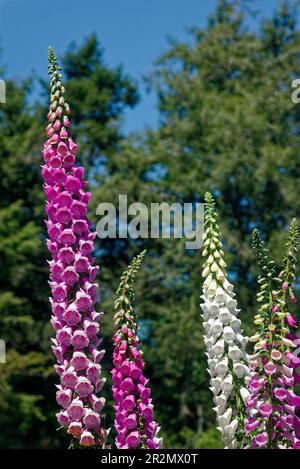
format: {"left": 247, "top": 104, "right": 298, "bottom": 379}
{"left": 200, "top": 192, "right": 250, "bottom": 449}
{"left": 244, "top": 222, "right": 300, "bottom": 449}
{"left": 42, "top": 48, "right": 108, "bottom": 448}
{"left": 112, "top": 251, "right": 163, "bottom": 449}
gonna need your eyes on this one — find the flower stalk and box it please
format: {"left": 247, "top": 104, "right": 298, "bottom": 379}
{"left": 112, "top": 251, "right": 163, "bottom": 449}
{"left": 245, "top": 221, "right": 300, "bottom": 449}
{"left": 201, "top": 192, "right": 250, "bottom": 448}
{"left": 42, "top": 48, "right": 107, "bottom": 448}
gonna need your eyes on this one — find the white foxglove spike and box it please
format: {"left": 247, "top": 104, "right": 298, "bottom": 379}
{"left": 200, "top": 192, "right": 250, "bottom": 448}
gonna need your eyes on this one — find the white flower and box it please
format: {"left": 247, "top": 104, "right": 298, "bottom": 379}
{"left": 223, "top": 326, "right": 235, "bottom": 341}
{"left": 226, "top": 297, "right": 238, "bottom": 311}
{"left": 233, "top": 363, "right": 249, "bottom": 379}
{"left": 228, "top": 345, "right": 242, "bottom": 361}
{"left": 204, "top": 335, "right": 218, "bottom": 348}
{"left": 218, "top": 408, "right": 232, "bottom": 427}
{"left": 203, "top": 274, "right": 213, "bottom": 287}
{"left": 221, "top": 375, "right": 233, "bottom": 393}
{"left": 216, "top": 269, "right": 225, "bottom": 282}
{"left": 281, "top": 364, "right": 293, "bottom": 378}
{"left": 214, "top": 393, "right": 228, "bottom": 414}
{"left": 223, "top": 279, "right": 234, "bottom": 293}
{"left": 207, "top": 358, "right": 218, "bottom": 374}
{"left": 215, "top": 287, "right": 226, "bottom": 304}
{"left": 210, "top": 319, "right": 223, "bottom": 336}
{"left": 211, "top": 339, "right": 225, "bottom": 356}
{"left": 282, "top": 338, "right": 295, "bottom": 348}
{"left": 236, "top": 333, "right": 248, "bottom": 348}
{"left": 240, "top": 387, "right": 250, "bottom": 403}
{"left": 206, "top": 280, "right": 217, "bottom": 297}
{"left": 207, "top": 302, "right": 220, "bottom": 316}
{"left": 203, "top": 318, "right": 214, "bottom": 334}
{"left": 219, "top": 307, "right": 233, "bottom": 324}
{"left": 202, "top": 265, "right": 210, "bottom": 278}
{"left": 211, "top": 377, "right": 222, "bottom": 394}
{"left": 207, "top": 254, "right": 214, "bottom": 265}
{"left": 223, "top": 418, "right": 239, "bottom": 439}
{"left": 211, "top": 262, "right": 219, "bottom": 273}
{"left": 215, "top": 358, "right": 229, "bottom": 377}
{"left": 230, "top": 317, "right": 241, "bottom": 331}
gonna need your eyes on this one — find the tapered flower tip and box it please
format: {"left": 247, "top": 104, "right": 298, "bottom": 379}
{"left": 204, "top": 191, "right": 214, "bottom": 205}
{"left": 48, "top": 46, "right": 61, "bottom": 73}
{"left": 48, "top": 47, "right": 55, "bottom": 64}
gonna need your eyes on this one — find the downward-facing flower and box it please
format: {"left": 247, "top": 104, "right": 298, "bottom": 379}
{"left": 200, "top": 192, "right": 250, "bottom": 448}
{"left": 244, "top": 220, "right": 300, "bottom": 449}
{"left": 42, "top": 48, "right": 107, "bottom": 448}
{"left": 112, "top": 251, "right": 163, "bottom": 449}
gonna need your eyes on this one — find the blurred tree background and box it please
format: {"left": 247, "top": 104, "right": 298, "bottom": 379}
{"left": 1, "top": 0, "right": 300, "bottom": 448}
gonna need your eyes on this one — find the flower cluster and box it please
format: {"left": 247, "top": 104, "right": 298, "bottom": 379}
{"left": 201, "top": 193, "right": 250, "bottom": 448}
{"left": 245, "top": 222, "right": 300, "bottom": 449}
{"left": 112, "top": 251, "right": 163, "bottom": 449}
{"left": 42, "top": 48, "right": 107, "bottom": 448}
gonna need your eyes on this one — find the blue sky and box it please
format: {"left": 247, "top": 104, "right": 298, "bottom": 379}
{"left": 0, "top": 0, "right": 283, "bottom": 133}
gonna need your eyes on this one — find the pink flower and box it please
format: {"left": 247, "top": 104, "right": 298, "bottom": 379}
{"left": 56, "top": 410, "right": 70, "bottom": 427}
{"left": 71, "top": 330, "right": 89, "bottom": 349}
{"left": 271, "top": 349, "right": 282, "bottom": 361}
{"left": 287, "top": 314, "right": 297, "bottom": 328}
{"left": 61, "top": 368, "right": 77, "bottom": 388}
{"left": 79, "top": 430, "right": 95, "bottom": 446}
{"left": 126, "top": 431, "right": 141, "bottom": 448}
{"left": 68, "top": 421, "right": 83, "bottom": 437}
{"left": 68, "top": 399, "right": 84, "bottom": 420}
{"left": 74, "top": 377, "right": 94, "bottom": 398}
{"left": 264, "top": 361, "right": 277, "bottom": 376}
{"left": 122, "top": 395, "right": 136, "bottom": 411}
{"left": 274, "top": 388, "right": 287, "bottom": 402}
{"left": 56, "top": 389, "right": 72, "bottom": 409}
{"left": 83, "top": 410, "right": 100, "bottom": 429}
{"left": 124, "top": 413, "right": 138, "bottom": 430}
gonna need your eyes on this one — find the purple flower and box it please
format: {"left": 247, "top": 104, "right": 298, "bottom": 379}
{"left": 259, "top": 402, "right": 273, "bottom": 417}
{"left": 255, "top": 432, "right": 268, "bottom": 448}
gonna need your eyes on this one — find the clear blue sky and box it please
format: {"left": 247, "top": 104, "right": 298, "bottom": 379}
{"left": 0, "top": 0, "right": 282, "bottom": 133}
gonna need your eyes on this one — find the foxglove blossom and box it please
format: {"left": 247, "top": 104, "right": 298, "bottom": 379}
{"left": 112, "top": 251, "right": 163, "bottom": 449}
{"left": 42, "top": 48, "right": 107, "bottom": 448}
{"left": 245, "top": 221, "right": 300, "bottom": 449}
{"left": 201, "top": 193, "right": 250, "bottom": 448}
